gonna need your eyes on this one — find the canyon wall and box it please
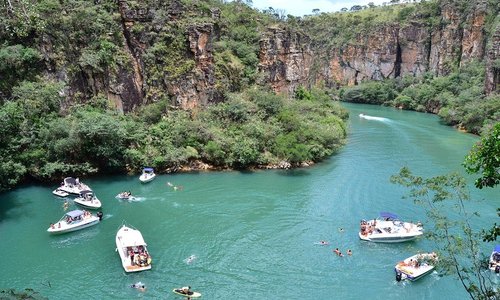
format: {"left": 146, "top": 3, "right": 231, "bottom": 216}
{"left": 258, "top": 1, "right": 498, "bottom": 95}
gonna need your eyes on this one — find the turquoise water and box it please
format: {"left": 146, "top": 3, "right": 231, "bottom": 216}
{"left": 1, "top": 103, "right": 498, "bottom": 299}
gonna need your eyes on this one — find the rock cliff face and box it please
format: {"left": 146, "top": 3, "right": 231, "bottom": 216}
{"left": 60, "top": 0, "right": 220, "bottom": 112}
{"left": 55, "top": 1, "right": 496, "bottom": 112}
{"left": 258, "top": 2, "right": 496, "bottom": 95}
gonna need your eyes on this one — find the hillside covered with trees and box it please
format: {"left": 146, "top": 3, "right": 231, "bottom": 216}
{"left": 0, "top": 0, "right": 498, "bottom": 191}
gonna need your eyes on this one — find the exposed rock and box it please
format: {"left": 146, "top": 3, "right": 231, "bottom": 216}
{"left": 485, "top": 23, "right": 500, "bottom": 94}
{"left": 258, "top": 2, "right": 495, "bottom": 96}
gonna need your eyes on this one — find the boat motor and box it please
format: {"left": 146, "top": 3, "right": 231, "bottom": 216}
{"left": 97, "top": 211, "right": 103, "bottom": 221}
{"left": 395, "top": 271, "right": 402, "bottom": 282}
{"left": 496, "top": 265, "right": 500, "bottom": 274}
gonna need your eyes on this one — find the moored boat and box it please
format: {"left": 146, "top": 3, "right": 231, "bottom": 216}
{"left": 57, "top": 177, "right": 92, "bottom": 195}
{"left": 52, "top": 188, "right": 69, "bottom": 197}
{"left": 139, "top": 167, "right": 156, "bottom": 183}
{"left": 489, "top": 245, "right": 500, "bottom": 273}
{"left": 47, "top": 210, "right": 102, "bottom": 234}
{"left": 74, "top": 190, "right": 101, "bottom": 209}
{"left": 395, "top": 252, "right": 438, "bottom": 281}
{"left": 359, "top": 212, "right": 423, "bottom": 243}
{"left": 115, "top": 224, "right": 152, "bottom": 272}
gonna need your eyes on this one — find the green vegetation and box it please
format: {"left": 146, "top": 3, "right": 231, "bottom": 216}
{"left": 391, "top": 167, "right": 499, "bottom": 300}
{"left": 0, "top": 82, "right": 347, "bottom": 191}
{"left": 340, "top": 63, "right": 500, "bottom": 134}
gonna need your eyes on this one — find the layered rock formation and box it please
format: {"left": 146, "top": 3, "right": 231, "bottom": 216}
{"left": 258, "top": 1, "right": 496, "bottom": 95}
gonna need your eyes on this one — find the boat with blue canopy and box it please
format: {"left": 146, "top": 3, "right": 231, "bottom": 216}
{"left": 489, "top": 245, "right": 500, "bottom": 273}
{"left": 139, "top": 167, "right": 156, "bottom": 183}
{"left": 47, "top": 209, "right": 102, "bottom": 234}
{"left": 359, "top": 212, "right": 423, "bottom": 243}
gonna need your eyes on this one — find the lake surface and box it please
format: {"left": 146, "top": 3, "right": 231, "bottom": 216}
{"left": 1, "top": 103, "right": 498, "bottom": 299}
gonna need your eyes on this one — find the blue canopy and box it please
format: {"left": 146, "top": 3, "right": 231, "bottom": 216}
{"left": 494, "top": 245, "right": 500, "bottom": 252}
{"left": 66, "top": 210, "right": 84, "bottom": 218}
{"left": 380, "top": 212, "right": 399, "bottom": 220}
{"left": 143, "top": 167, "right": 154, "bottom": 172}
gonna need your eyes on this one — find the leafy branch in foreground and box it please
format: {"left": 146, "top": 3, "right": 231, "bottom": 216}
{"left": 390, "top": 167, "right": 498, "bottom": 300}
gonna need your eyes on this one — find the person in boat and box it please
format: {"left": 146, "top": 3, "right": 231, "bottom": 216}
{"left": 181, "top": 286, "right": 191, "bottom": 295}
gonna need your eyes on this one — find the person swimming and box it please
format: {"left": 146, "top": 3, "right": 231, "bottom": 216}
{"left": 131, "top": 282, "right": 146, "bottom": 291}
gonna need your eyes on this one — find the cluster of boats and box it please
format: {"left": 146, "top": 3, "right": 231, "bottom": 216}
{"left": 359, "top": 212, "right": 435, "bottom": 282}
{"left": 47, "top": 168, "right": 158, "bottom": 273}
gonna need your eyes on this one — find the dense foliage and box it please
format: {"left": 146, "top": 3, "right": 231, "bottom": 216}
{"left": 0, "top": 82, "right": 347, "bottom": 191}
{"left": 391, "top": 167, "right": 499, "bottom": 300}
{"left": 340, "top": 64, "right": 500, "bottom": 134}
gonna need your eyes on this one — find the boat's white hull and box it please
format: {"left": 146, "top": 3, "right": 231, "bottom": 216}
{"left": 359, "top": 232, "right": 421, "bottom": 243}
{"left": 52, "top": 189, "right": 69, "bottom": 197}
{"left": 47, "top": 217, "right": 99, "bottom": 234}
{"left": 489, "top": 251, "right": 500, "bottom": 272}
{"left": 139, "top": 173, "right": 156, "bottom": 183}
{"left": 116, "top": 225, "right": 152, "bottom": 272}
{"left": 74, "top": 198, "right": 101, "bottom": 209}
{"left": 359, "top": 219, "right": 423, "bottom": 243}
{"left": 395, "top": 253, "right": 436, "bottom": 281}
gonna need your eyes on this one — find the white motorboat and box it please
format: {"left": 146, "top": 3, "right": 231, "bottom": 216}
{"left": 489, "top": 245, "right": 500, "bottom": 273}
{"left": 57, "top": 177, "right": 92, "bottom": 195}
{"left": 139, "top": 167, "right": 156, "bottom": 183}
{"left": 116, "top": 191, "right": 135, "bottom": 201}
{"left": 395, "top": 252, "right": 438, "bottom": 281}
{"left": 47, "top": 210, "right": 103, "bottom": 234}
{"left": 359, "top": 212, "right": 423, "bottom": 243}
{"left": 116, "top": 224, "right": 152, "bottom": 272}
{"left": 52, "top": 188, "right": 69, "bottom": 197}
{"left": 74, "top": 190, "right": 101, "bottom": 209}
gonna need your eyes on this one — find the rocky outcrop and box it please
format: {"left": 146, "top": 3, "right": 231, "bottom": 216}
{"left": 258, "top": 26, "right": 314, "bottom": 94}
{"left": 258, "top": 2, "right": 495, "bottom": 95}
{"left": 485, "top": 23, "right": 500, "bottom": 94}
{"left": 166, "top": 23, "right": 219, "bottom": 109}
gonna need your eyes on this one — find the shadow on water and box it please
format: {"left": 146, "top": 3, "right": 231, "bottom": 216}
{"left": 277, "top": 169, "right": 311, "bottom": 177}
{"left": 0, "top": 189, "right": 29, "bottom": 224}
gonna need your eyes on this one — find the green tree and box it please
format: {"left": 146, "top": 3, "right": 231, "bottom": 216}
{"left": 391, "top": 167, "right": 498, "bottom": 300}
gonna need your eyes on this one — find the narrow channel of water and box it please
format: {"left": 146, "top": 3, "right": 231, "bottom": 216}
{"left": 0, "top": 103, "right": 497, "bottom": 299}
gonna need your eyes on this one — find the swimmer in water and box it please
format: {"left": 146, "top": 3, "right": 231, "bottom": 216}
{"left": 131, "top": 282, "right": 146, "bottom": 292}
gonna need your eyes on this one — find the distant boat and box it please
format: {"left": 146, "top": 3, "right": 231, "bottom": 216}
{"left": 395, "top": 252, "right": 438, "bottom": 281}
{"left": 489, "top": 245, "right": 500, "bottom": 273}
{"left": 139, "top": 167, "right": 156, "bottom": 183}
{"left": 116, "top": 224, "right": 152, "bottom": 272}
{"left": 359, "top": 212, "right": 423, "bottom": 243}
{"left": 58, "top": 177, "right": 92, "bottom": 195}
{"left": 52, "top": 188, "right": 69, "bottom": 197}
{"left": 74, "top": 190, "right": 102, "bottom": 209}
{"left": 359, "top": 113, "right": 388, "bottom": 121}
{"left": 47, "top": 210, "right": 102, "bottom": 234}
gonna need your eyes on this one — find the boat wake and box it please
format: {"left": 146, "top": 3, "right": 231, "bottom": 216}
{"left": 359, "top": 113, "right": 390, "bottom": 122}
{"left": 184, "top": 254, "right": 197, "bottom": 264}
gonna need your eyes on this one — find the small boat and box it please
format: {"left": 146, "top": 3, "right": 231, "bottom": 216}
{"left": 74, "top": 190, "right": 101, "bottom": 209}
{"left": 57, "top": 177, "right": 92, "bottom": 195}
{"left": 489, "top": 245, "right": 500, "bottom": 273}
{"left": 139, "top": 167, "right": 156, "bottom": 183}
{"left": 359, "top": 212, "right": 423, "bottom": 243}
{"left": 172, "top": 287, "right": 201, "bottom": 298}
{"left": 394, "top": 252, "right": 438, "bottom": 281}
{"left": 52, "top": 188, "right": 69, "bottom": 197}
{"left": 47, "top": 210, "right": 103, "bottom": 234}
{"left": 116, "top": 192, "right": 135, "bottom": 201}
{"left": 116, "top": 224, "right": 152, "bottom": 272}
